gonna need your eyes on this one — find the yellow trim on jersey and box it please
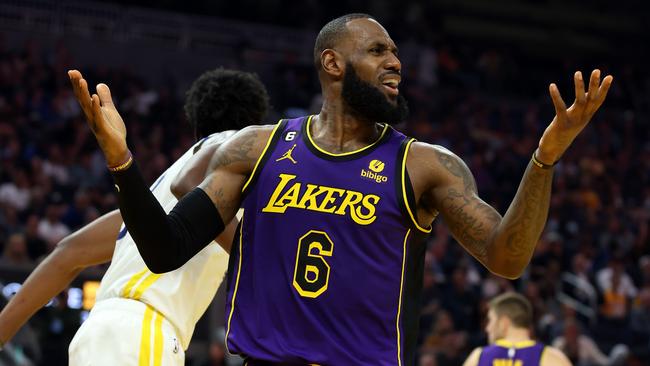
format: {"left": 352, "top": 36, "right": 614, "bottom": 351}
{"left": 306, "top": 115, "right": 389, "bottom": 156}
{"left": 225, "top": 214, "right": 245, "bottom": 355}
{"left": 539, "top": 346, "right": 548, "bottom": 365}
{"left": 495, "top": 339, "right": 537, "bottom": 349}
{"left": 138, "top": 306, "right": 154, "bottom": 366}
{"left": 132, "top": 273, "right": 162, "bottom": 300}
{"left": 242, "top": 120, "right": 284, "bottom": 193}
{"left": 121, "top": 268, "right": 149, "bottom": 298}
{"left": 402, "top": 139, "right": 432, "bottom": 233}
{"left": 396, "top": 229, "right": 411, "bottom": 366}
{"left": 153, "top": 311, "right": 164, "bottom": 366}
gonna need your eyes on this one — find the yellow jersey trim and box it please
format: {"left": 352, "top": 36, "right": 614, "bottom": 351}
{"left": 242, "top": 120, "right": 284, "bottom": 193}
{"left": 306, "top": 115, "right": 389, "bottom": 156}
{"left": 402, "top": 139, "right": 432, "bottom": 233}
{"left": 495, "top": 339, "right": 537, "bottom": 349}
{"left": 121, "top": 267, "right": 149, "bottom": 298}
{"left": 138, "top": 306, "right": 154, "bottom": 366}
{"left": 131, "top": 273, "right": 162, "bottom": 300}
{"left": 396, "top": 229, "right": 411, "bottom": 366}
{"left": 539, "top": 345, "right": 548, "bottom": 365}
{"left": 225, "top": 214, "right": 245, "bottom": 355}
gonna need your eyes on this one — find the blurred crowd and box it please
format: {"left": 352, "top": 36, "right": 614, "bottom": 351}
{"left": 0, "top": 8, "right": 649, "bottom": 366}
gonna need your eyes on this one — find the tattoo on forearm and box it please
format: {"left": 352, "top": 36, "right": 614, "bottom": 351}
{"left": 500, "top": 162, "right": 552, "bottom": 261}
{"left": 435, "top": 149, "right": 552, "bottom": 270}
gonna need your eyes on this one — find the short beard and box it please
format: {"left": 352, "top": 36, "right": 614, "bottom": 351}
{"left": 341, "top": 62, "right": 408, "bottom": 125}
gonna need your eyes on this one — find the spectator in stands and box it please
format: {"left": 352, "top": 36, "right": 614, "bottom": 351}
{"left": 596, "top": 256, "right": 637, "bottom": 321}
{"left": 552, "top": 318, "right": 628, "bottom": 366}
{"left": 0, "top": 168, "right": 31, "bottom": 213}
{"left": 0, "top": 233, "right": 31, "bottom": 266}
{"left": 36, "top": 194, "right": 70, "bottom": 250}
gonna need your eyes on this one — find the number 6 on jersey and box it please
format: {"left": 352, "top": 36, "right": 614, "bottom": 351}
{"left": 293, "top": 230, "right": 334, "bottom": 298}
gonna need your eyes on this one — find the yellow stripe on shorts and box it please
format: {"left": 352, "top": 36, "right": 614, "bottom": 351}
{"left": 153, "top": 311, "right": 164, "bottom": 366}
{"left": 138, "top": 306, "right": 154, "bottom": 366}
{"left": 138, "top": 305, "right": 165, "bottom": 366}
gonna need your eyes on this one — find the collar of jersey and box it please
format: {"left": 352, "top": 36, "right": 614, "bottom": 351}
{"left": 495, "top": 339, "right": 537, "bottom": 349}
{"left": 304, "top": 114, "right": 390, "bottom": 157}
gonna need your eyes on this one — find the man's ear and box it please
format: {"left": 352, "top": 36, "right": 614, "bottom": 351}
{"left": 321, "top": 49, "right": 344, "bottom": 79}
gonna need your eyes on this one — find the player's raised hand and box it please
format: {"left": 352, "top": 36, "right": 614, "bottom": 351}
{"left": 68, "top": 70, "right": 129, "bottom": 166}
{"left": 536, "top": 69, "right": 613, "bottom": 164}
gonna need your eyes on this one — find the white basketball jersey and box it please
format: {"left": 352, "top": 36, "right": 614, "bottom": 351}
{"left": 96, "top": 130, "right": 237, "bottom": 350}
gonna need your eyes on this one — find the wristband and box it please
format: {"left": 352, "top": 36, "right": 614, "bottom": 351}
{"left": 531, "top": 151, "right": 557, "bottom": 169}
{"left": 108, "top": 150, "right": 133, "bottom": 173}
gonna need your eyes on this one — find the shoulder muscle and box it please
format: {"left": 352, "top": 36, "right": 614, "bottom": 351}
{"left": 208, "top": 124, "right": 276, "bottom": 175}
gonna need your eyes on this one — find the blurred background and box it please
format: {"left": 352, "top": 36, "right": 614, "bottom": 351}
{"left": 0, "top": 0, "right": 648, "bottom": 365}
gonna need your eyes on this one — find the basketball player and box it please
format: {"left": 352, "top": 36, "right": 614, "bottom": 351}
{"left": 69, "top": 13, "right": 612, "bottom": 365}
{"left": 0, "top": 68, "right": 269, "bottom": 365}
{"left": 463, "top": 292, "right": 572, "bottom": 366}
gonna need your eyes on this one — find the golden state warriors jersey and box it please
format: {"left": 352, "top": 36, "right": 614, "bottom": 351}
{"left": 96, "top": 131, "right": 236, "bottom": 350}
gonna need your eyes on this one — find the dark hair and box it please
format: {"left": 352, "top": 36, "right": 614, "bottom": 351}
{"left": 488, "top": 292, "right": 533, "bottom": 329}
{"left": 313, "top": 13, "right": 374, "bottom": 70}
{"left": 184, "top": 68, "right": 270, "bottom": 139}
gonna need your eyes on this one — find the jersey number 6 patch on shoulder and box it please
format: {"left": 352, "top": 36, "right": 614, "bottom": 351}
{"left": 285, "top": 131, "right": 297, "bottom": 141}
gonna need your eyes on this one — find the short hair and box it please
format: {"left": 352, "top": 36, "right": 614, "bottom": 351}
{"left": 313, "top": 13, "right": 375, "bottom": 70}
{"left": 184, "top": 68, "right": 270, "bottom": 139}
{"left": 488, "top": 292, "right": 533, "bottom": 329}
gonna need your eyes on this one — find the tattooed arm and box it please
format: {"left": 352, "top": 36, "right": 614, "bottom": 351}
{"left": 408, "top": 70, "right": 612, "bottom": 279}
{"left": 197, "top": 126, "right": 270, "bottom": 226}
{"left": 408, "top": 143, "right": 552, "bottom": 279}
{"left": 112, "top": 125, "right": 272, "bottom": 272}
{"left": 410, "top": 143, "right": 552, "bottom": 279}
{"left": 68, "top": 69, "right": 275, "bottom": 272}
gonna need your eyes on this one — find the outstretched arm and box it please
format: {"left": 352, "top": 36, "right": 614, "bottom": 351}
{"left": 68, "top": 70, "right": 271, "bottom": 272}
{"left": 414, "top": 70, "right": 612, "bottom": 279}
{"left": 0, "top": 210, "right": 120, "bottom": 344}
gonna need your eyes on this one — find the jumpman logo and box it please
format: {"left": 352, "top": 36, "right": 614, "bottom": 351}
{"left": 276, "top": 144, "right": 298, "bottom": 164}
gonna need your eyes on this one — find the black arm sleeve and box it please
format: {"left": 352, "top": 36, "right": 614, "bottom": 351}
{"left": 111, "top": 160, "right": 224, "bottom": 273}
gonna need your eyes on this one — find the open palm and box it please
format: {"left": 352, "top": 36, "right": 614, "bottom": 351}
{"left": 68, "top": 70, "right": 129, "bottom": 165}
{"left": 537, "top": 69, "right": 613, "bottom": 164}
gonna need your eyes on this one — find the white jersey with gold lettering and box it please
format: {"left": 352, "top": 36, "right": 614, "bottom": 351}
{"left": 69, "top": 131, "right": 236, "bottom": 366}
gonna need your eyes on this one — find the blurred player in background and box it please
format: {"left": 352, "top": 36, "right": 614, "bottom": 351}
{"left": 0, "top": 68, "right": 269, "bottom": 366}
{"left": 463, "top": 292, "right": 572, "bottom": 366}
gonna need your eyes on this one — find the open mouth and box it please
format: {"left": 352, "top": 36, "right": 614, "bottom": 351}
{"left": 381, "top": 79, "right": 399, "bottom": 96}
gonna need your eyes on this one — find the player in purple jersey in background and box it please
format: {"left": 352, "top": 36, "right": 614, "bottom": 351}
{"left": 463, "top": 292, "right": 571, "bottom": 366}
{"left": 68, "top": 12, "right": 612, "bottom": 365}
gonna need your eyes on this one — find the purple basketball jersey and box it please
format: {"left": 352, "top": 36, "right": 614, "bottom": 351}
{"left": 478, "top": 340, "right": 546, "bottom": 366}
{"left": 224, "top": 116, "right": 431, "bottom": 365}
